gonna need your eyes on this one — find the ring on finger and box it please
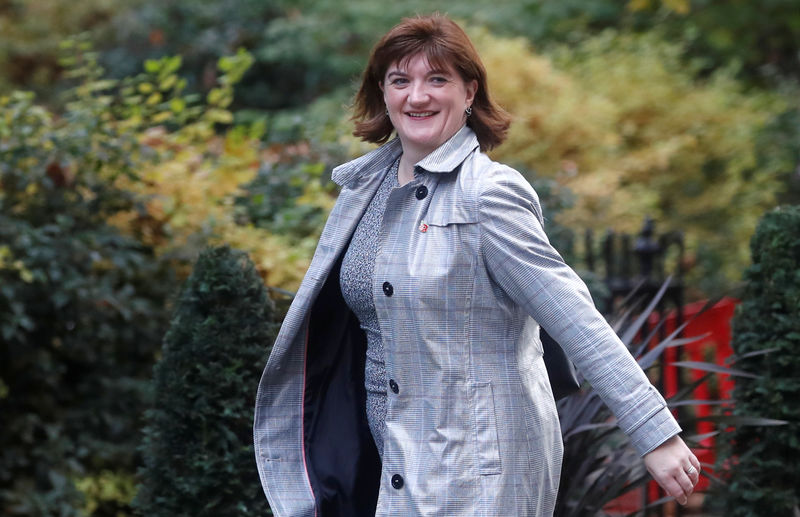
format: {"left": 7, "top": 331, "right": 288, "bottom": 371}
{"left": 685, "top": 465, "right": 698, "bottom": 477}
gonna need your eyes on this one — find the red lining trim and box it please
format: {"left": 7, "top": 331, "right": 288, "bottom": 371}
{"left": 300, "top": 322, "right": 318, "bottom": 517}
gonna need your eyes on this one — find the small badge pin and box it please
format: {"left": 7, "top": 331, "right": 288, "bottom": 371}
{"left": 418, "top": 222, "right": 429, "bottom": 233}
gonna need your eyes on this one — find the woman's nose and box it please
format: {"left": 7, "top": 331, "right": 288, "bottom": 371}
{"left": 408, "top": 82, "right": 429, "bottom": 104}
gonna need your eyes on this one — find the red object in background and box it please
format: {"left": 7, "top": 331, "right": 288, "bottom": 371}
{"left": 657, "top": 297, "right": 737, "bottom": 491}
{"left": 604, "top": 297, "right": 738, "bottom": 514}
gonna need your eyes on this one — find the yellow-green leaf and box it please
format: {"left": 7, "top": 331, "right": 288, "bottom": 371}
{"left": 146, "top": 92, "right": 163, "bottom": 106}
{"left": 170, "top": 98, "right": 186, "bottom": 113}
{"left": 152, "top": 111, "right": 173, "bottom": 123}
{"left": 159, "top": 75, "right": 178, "bottom": 91}
{"left": 205, "top": 108, "right": 234, "bottom": 124}
{"left": 207, "top": 88, "right": 224, "bottom": 106}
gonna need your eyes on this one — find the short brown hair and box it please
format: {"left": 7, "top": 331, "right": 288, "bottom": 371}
{"left": 352, "top": 14, "right": 511, "bottom": 151}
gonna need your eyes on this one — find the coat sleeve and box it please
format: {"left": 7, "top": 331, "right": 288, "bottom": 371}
{"left": 477, "top": 164, "right": 681, "bottom": 456}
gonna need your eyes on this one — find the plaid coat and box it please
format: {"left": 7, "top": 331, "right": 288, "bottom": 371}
{"left": 254, "top": 126, "right": 680, "bottom": 516}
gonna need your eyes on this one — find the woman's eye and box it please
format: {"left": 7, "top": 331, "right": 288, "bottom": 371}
{"left": 430, "top": 76, "right": 448, "bottom": 84}
{"left": 391, "top": 78, "right": 409, "bottom": 86}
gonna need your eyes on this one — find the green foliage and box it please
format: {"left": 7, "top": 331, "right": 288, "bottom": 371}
{"left": 625, "top": 0, "right": 800, "bottom": 86}
{"left": 711, "top": 206, "right": 800, "bottom": 516}
{"left": 0, "top": 40, "right": 270, "bottom": 516}
{"left": 99, "top": 0, "right": 553, "bottom": 112}
{"left": 102, "top": 1, "right": 285, "bottom": 107}
{"left": 2, "top": 0, "right": 799, "bottom": 110}
{"left": 0, "top": 85, "right": 176, "bottom": 516}
{"left": 757, "top": 104, "right": 800, "bottom": 206}
{"left": 236, "top": 159, "right": 336, "bottom": 243}
{"left": 0, "top": 0, "right": 139, "bottom": 99}
{"left": 134, "top": 246, "right": 277, "bottom": 517}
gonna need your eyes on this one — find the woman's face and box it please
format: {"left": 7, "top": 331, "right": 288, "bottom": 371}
{"left": 381, "top": 53, "right": 477, "bottom": 160}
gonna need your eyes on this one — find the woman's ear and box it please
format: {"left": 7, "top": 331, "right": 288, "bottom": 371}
{"left": 465, "top": 79, "right": 478, "bottom": 106}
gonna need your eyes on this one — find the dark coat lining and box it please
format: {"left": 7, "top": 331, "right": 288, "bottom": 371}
{"left": 304, "top": 255, "right": 382, "bottom": 516}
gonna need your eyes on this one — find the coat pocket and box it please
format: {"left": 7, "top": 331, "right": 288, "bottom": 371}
{"left": 425, "top": 210, "right": 478, "bottom": 228}
{"left": 471, "top": 381, "right": 502, "bottom": 475}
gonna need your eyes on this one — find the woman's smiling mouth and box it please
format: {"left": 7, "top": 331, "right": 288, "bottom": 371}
{"left": 407, "top": 111, "right": 436, "bottom": 118}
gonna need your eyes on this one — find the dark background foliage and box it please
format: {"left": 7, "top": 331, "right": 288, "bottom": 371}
{"left": 0, "top": 90, "right": 177, "bottom": 515}
{"left": 4, "top": 0, "right": 800, "bottom": 106}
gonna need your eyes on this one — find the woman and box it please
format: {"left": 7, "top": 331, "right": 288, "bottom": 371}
{"left": 254, "top": 14, "right": 700, "bottom": 517}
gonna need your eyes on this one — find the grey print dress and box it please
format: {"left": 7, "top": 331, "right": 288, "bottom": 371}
{"left": 339, "top": 156, "right": 400, "bottom": 458}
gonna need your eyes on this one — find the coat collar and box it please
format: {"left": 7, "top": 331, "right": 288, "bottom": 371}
{"left": 332, "top": 125, "right": 480, "bottom": 188}
{"left": 416, "top": 124, "right": 480, "bottom": 173}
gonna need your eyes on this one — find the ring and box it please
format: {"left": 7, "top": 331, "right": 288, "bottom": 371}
{"left": 685, "top": 465, "right": 697, "bottom": 476}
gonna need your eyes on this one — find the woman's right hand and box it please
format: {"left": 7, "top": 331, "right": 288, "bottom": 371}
{"left": 642, "top": 435, "right": 701, "bottom": 505}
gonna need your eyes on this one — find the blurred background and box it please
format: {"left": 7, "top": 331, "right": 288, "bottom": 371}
{"left": 1, "top": 0, "right": 798, "bottom": 516}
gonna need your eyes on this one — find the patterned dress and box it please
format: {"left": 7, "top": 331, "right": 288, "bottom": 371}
{"left": 339, "top": 156, "right": 401, "bottom": 458}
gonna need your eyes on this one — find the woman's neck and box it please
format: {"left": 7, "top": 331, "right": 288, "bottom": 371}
{"left": 397, "top": 154, "right": 416, "bottom": 186}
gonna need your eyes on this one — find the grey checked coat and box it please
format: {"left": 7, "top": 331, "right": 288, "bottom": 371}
{"left": 254, "top": 126, "right": 681, "bottom": 516}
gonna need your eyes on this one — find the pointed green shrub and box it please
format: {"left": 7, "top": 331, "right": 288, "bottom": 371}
{"left": 712, "top": 205, "right": 800, "bottom": 516}
{"left": 134, "top": 246, "right": 277, "bottom": 516}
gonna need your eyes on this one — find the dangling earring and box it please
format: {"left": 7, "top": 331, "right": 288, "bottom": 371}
{"left": 385, "top": 108, "right": 389, "bottom": 116}
{"left": 465, "top": 106, "right": 473, "bottom": 117}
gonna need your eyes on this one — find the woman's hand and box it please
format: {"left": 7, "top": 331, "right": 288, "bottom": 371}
{"left": 642, "top": 435, "right": 701, "bottom": 505}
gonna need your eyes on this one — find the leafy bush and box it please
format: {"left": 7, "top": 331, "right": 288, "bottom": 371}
{"left": 235, "top": 158, "right": 336, "bottom": 242}
{"left": 711, "top": 205, "right": 800, "bottom": 516}
{"left": 0, "top": 39, "right": 293, "bottom": 515}
{"left": 84, "top": 46, "right": 332, "bottom": 290}
{"left": 134, "top": 246, "right": 277, "bottom": 517}
{"left": 0, "top": 84, "right": 176, "bottom": 516}
{"left": 94, "top": 0, "right": 598, "bottom": 112}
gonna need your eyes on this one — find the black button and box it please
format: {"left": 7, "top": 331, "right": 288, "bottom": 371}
{"left": 415, "top": 185, "right": 428, "bottom": 200}
{"left": 389, "top": 379, "right": 399, "bottom": 394}
{"left": 382, "top": 281, "right": 394, "bottom": 296}
{"left": 391, "top": 474, "right": 404, "bottom": 489}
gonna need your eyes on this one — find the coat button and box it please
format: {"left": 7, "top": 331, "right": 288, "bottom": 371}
{"left": 415, "top": 185, "right": 428, "bottom": 200}
{"left": 389, "top": 379, "right": 399, "bottom": 394}
{"left": 382, "top": 281, "right": 393, "bottom": 296}
{"left": 391, "top": 474, "right": 404, "bottom": 489}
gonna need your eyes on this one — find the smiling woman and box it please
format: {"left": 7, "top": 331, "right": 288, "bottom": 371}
{"left": 253, "top": 13, "right": 700, "bottom": 517}
{"left": 380, "top": 55, "right": 477, "bottom": 183}
{"left": 352, "top": 14, "right": 511, "bottom": 156}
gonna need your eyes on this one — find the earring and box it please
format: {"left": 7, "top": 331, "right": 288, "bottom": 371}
{"left": 385, "top": 108, "right": 389, "bottom": 116}
{"left": 465, "top": 106, "right": 473, "bottom": 116}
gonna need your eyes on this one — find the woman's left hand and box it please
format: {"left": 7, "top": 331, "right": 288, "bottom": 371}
{"left": 642, "top": 435, "right": 701, "bottom": 506}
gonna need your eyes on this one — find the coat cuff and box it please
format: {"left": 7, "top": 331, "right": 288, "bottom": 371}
{"left": 625, "top": 398, "right": 682, "bottom": 456}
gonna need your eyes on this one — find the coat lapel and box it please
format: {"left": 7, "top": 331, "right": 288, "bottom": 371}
{"left": 271, "top": 138, "right": 403, "bottom": 352}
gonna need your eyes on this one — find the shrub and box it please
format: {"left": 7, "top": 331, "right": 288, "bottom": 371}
{"left": 0, "top": 85, "right": 176, "bottom": 515}
{"left": 0, "top": 39, "right": 287, "bottom": 515}
{"left": 711, "top": 205, "right": 800, "bottom": 516}
{"left": 134, "top": 246, "right": 277, "bottom": 516}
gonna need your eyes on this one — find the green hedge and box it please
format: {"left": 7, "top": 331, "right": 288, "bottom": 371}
{"left": 134, "top": 246, "right": 277, "bottom": 516}
{"left": 713, "top": 205, "right": 800, "bottom": 515}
